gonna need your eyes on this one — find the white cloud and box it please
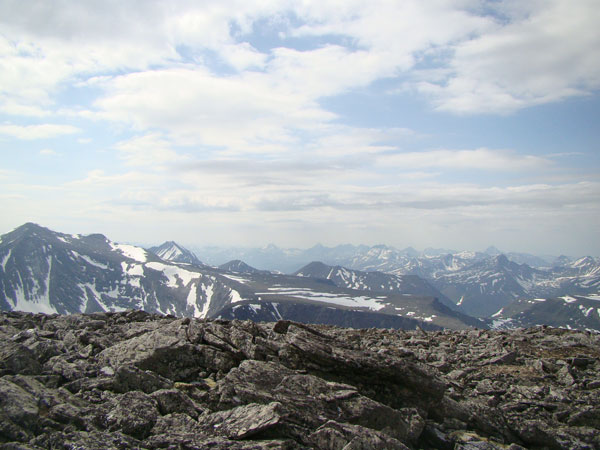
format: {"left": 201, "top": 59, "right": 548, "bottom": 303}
{"left": 378, "top": 148, "right": 551, "bottom": 171}
{"left": 39, "top": 148, "right": 58, "bottom": 156}
{"left": 114, "top": 134, "right": 190, "bottom": 168}
{"left": 417, "top": 0, "right": 600, "bottom": 113}
{"left": 2, "top": 0, "right": 596, "bottom": 124}
{"left": 0, "top": 123, "right": 80, "bottom": 140}
{"left": 93, "top": 68, "right": 334, "bottom": 154}
{"left": 0, "top": 1, "right": 598, "bottom": 254}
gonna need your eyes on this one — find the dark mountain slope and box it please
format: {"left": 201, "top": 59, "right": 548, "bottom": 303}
{"left": 294, "top": 261, "right": 456, "bottom": 309}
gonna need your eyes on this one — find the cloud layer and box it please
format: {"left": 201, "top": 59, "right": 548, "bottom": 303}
{"left": 0, "top": 0, "right": 598, "bottom": 254}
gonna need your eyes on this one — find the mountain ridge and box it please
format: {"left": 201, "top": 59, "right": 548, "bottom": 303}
{"left": 0, "top": 223, "right": 479, "bottom": 330}
{"left": 2, "top": 223, "right": 599, "bottom": 331}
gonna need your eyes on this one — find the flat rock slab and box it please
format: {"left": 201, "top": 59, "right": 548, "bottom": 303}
{"left": 201, "top": 402, "right": 285, "bottom": 439}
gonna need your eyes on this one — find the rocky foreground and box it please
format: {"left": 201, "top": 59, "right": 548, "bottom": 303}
{"left": 1, "top": 311, "right": 599, "bottom": 449}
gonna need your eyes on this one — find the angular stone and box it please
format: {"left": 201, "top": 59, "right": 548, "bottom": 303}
{"left": 215, "top": 360, "right": 296, "bottom": 407}
{"left": 568, "top": 407, "right": 600, "bottom": 428}
{"left": 557, "top": 365, "right": 575, "bottom": 386}
{"left": 104, "top": 391, "right": 159, "bottom": 439}
{"left": 308, "top": 420, "right": 410, "bottom": 450}
{"left": 113, "top": 364, "right": 173, "bottom": 394}
{"left": 26, "top": 339, "right": 65, "bottom": 364}
{"left": 43, "top": 355, "right": 88, "bottom": 381}
{"left": 201, "top": 402, "right": 285, "bottom": 440}
{"left": 276, "top": 324, "right": 446, "bottom": 413}
{"left": 98, "top": 322, "right": 237, "bottom": 381}
{"left": 30, "top": 430, "right": 142, "bottom": 450}
{"left": 482, "top": 351, "right": 517, "bottom": 366}
{"left": 47, "top": 402, "right": 87, "bottom": 429}
{"left": 0, "top": 341, "right": 42, "bottom": 376}
{"left": 151, "top": 412, "right": 205, "bottom": 435}
{"left": 0, "top": 378, "right": 40, "bottom": 441}
{"left": 150, "top": 388, "right": 202, "bottom": 418}
{"left": 515, "top": 420, "right": 562, "bottom": 449}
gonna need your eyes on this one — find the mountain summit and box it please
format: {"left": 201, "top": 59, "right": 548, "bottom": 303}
{"left": 148, "top": 241, "right": 203, "bottom": 265}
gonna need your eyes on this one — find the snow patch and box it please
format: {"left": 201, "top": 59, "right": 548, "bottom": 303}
{"left": 186, "top": 284, "right": 202, "bottom": 318}
{"left": 80, "top": 282, "right": 126, "bottom": 313}
{"left": 1, "top": 249, "right": 12, "bottom": 270}
{"left": 72, "top": 251, "right": 109, "bottom": 270}
{"left": 199, "top": 284, "right": 214, "bottom": 318}
{"left": 146, "top": 262, "right": 199, "bottom": 287}
{"left": 229, "top": 289, "right": 243, "bottom": 304}
{"left": 257, "top": 287, "right": 386, "bottom": 311}
{"left": 272, "top": 302, "right": 283, "bottom": 320}
{"left": 221, "top": 274, "right": 250, "bottom": 284}
{"left": 491, "top": 308, "right": 504, "bottom": 318}
{"left": 490, "top": 318, "right": 514, "bottom": 329}
{"left": 248, "top": 304, "right": 262, "bottom": 314}
{"left": 121, "top": 262, "right": 144, "bottom": 277}
{"left": 561, "top": 295, "right": 577, "bottom": 304}
{"left": 13, "top": 286, "right": 57, "bottom": 314}
{"left": 159, "top": 245, "right": 183, "bottom": 260}
{"left": 110, "top": 242, "right": 148, "bottom": 262}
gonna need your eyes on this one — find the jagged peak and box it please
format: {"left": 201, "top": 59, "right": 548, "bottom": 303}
{"left": 484, "top": 246, "right": 502, "bottom": 255}
{"left": 572, "top": 256, "right": 596, "bottom": 267}
{"left": 493, "top": 254, "right": 510, "bottom": 265}
{"left": 294, "top": 261, "right": 332, "bottom": 276}
{"left": 219, "top": 259, "right": 261, "bottom": 274}
{"left": 11, "top": 222, "right": 50, "bottom": 235}
{"left": 148, "top": 241, "right": 202, "bottom": 265}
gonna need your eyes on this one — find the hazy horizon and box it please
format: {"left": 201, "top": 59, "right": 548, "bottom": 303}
{"left": 3, "top": 221, "right": 596, "bottom": 261}
{"left": 2, "top": 1, "right": 599, "bottom": 256}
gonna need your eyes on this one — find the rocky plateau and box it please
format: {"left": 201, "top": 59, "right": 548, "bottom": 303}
{"left": 1, "top": 311, "right": 599, "bottom": 449}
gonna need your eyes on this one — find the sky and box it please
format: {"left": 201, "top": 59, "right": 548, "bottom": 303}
{"left": 1, "top": 0, "right": 599, "bottom": 256}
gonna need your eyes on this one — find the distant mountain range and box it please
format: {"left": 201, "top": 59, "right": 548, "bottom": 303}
{"left": 192, "top": 242, "right": 600, "bottom": 319}
{"left": 190, "top": 242, "right": 567, "bottom": 273}
{"left": 293, "top": 261, "right": 455, "bottom": 309}
{"left": 490, "top": 294, "right": 600, "bottom": 332}
{"left": 1, "top": 223, "right": 599, "bottom": 332}
{"left": 0, "top": 223, "right": 480, "bottom": 330}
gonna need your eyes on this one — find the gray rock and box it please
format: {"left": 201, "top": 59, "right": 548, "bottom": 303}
{"left": 150, "top": 388, "right": 203, "bottom": 418}
{"left": 30, "top": 430, "right": 142, "bottom": 450}
{"left": 308, "top": 420, "right": 410, "bottom": 449}
{"left": 151, "top": 412, "right": 205, "bottom": 435}
{"left": 113, "top": 364, "right": 173, "bottom": 394}
{"left": 568, "top": 407, "right": 600, "bottom": 428}
{"left": 557, "top": 365, "right": 576, "bottom": 386}
{"left": 201, "top": 402, "right": 286, "bottom": 440}
{"left": 481, "top": 351, "right": 518, "bottom": 366}
{"left": 103, "top": 391, "right": 159, "bottom": 439}
{"left": 0, "top": 341, "right": 41, "bottom": 376}
{"left": 1, "top": 312, "right": 599, "bottom": 449}
{"left": 0, "top": 378, "right": 39, "bottom": 441}
{"left": 98, "top": 320, "right": 237, "bottom": 381}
